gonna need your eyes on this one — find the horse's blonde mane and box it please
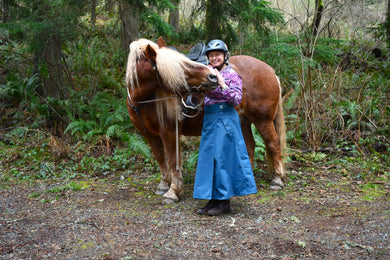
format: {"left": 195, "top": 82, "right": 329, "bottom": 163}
{"left": 155, "top": 48, "right": 190, "bottom": 94}
{"left": 126, "top": 39, "right": 194, "bottom": 123}
{"left": 126, "top": 38, "right": 192, "bottom": 94}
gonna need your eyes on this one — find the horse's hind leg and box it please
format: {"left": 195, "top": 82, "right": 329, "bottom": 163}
{"left": 240, "top": 115, "right": 255, "bottom": 165}
{"left": 254, "top": 120, "right": 285, "bottom": 190}
{"left": 143, "top": 135, "right": 170, "bottom": 195}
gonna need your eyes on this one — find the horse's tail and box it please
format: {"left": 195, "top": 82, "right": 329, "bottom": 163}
{"left": 274, "top": 77, "right": 287, "bottom": 175}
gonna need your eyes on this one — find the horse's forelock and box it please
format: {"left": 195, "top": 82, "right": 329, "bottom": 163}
{"left": 155, "top": 48, "right": 190, "bottom": 94}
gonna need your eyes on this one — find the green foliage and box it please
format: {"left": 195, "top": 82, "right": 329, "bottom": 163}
{"left": 46, "top": 181, "right": 83, "bottom": 194}
{"left": 177, "top": 24, "right": 206, "bottom": 44}
{"left": 0, "top": 130, "right": 54, "bottom": 181}
{"left": 141, "top": 10, "right": 177, "bottom": 39}
{"left": 0, "top": 39, "right": 38, "bottom": 110}
{"left": 6, "top": 0, "right": 86, "bottom": 56}
{"left": 252, "top": 125, "right": 265, "bottom": 162}
{"left": 60, "top": 32, "right": 133, "bottom": 142}
{"left": 65, "top": 91, "right": 131, "bottom": 142}
{"left": 0, "top": 72, "right": 38, "bottom": 101}
{"left": 127, "top": 134, "right": 152, "bottom": 160}
{"left": 237, "top": 0, "right": 284, "bottom": 39}
{"left": 0, "top": 130, "right": 155, "bottom": 183}
{"left": 1, "top": 0, "right": 388, "bottom": 186}
{"left": 253, "top": 32, "right": 390, "bottom": 154}
{"left": 204, "top": 0, "right": 284, "bottom": 45}
{"left": 182, "top": 150, "right": 198, "bottom": 184}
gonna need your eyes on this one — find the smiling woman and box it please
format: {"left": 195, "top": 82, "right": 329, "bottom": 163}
{"left": 193, "top": 39, "right": 257, "bottom": 216}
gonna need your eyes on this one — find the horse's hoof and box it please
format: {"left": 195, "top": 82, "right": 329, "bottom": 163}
{"left": 162, "top": 198, "right": 177, "bottom": 204}
{"left": 269, "top": 184, "right": 283, "bottom": 190}
{"left": 162, "top": 188, "right": 179, "bottom": 204}
{"left": 155, "top": 190, "right": 166, "bottom": 196}
{"left": 270, "top": 177, "right": 284, "bottom": 190}
{"left": 156, "top": 182, "right": 169, "bottom": 196}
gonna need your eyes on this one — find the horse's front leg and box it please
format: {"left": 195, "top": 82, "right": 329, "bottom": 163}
{"left": 161, "top": 129, "right": 183, "bottom": 204}
{"left": 142, "top": 134, "right": 171, "bottom": 195}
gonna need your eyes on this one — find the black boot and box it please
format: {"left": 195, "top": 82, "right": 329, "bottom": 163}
{"left": 197, "top": 200, "right": 218, "bottom": 215}
{"left": 207, "top": 199, "right": 233, "bottom": 216}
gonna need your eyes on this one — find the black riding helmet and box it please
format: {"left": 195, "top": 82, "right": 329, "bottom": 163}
{"left": 205, "top": 39, "right": 230, "bottom": 69}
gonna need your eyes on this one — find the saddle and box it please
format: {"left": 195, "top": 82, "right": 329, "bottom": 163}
{"left": 186, "top": 43, "right": 208, "bottom": 65}
{"left": 182, "top": 43, "right": 207, "bottom": 117}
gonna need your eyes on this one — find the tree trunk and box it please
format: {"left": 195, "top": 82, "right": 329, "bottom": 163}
{"left": 119, "top": 0, "right": 138, "bottom": 52}
{"left": 312, "top": 0, "right": 324, "bottom": 37}
{"left": 2, "top": 0, "right": 10, "bottom": 23}
{"left": 205, "top": 0, "right": 223, "bottom": 41}
{"left": 168, "top": 0, "right": 180, "bottom": 32}
{"left": 32, "top": 0, "right": 64, "bottom": 99}
{"left": 35, "top": 35, "right": 64, "bottom": 99}
{"left": 386, "top": 0, "right": 390, "bottom": 46}
{"left": 90, "top": 0, "right": 97, "bottom": 29}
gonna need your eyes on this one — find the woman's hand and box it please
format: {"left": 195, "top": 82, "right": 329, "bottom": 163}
{"left": 214, "top": 69, "right": 227, "bottom": 90}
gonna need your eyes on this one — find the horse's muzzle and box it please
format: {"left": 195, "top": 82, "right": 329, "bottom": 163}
{"left": 206, "top": 73, "right": 219, "bottom": 90}
{"left": 207, "top": 73, "right": 218, "bottom": 84}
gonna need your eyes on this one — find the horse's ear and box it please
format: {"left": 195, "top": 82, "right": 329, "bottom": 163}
{"left": 157, "top": 37, "right": 166, "bottom": 48}
{"left": 145, "top": 44, "right": 157, "bottom": 62}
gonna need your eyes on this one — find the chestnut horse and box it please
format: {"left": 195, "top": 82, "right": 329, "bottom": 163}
{"left": 126, "top": 37, "right": 287, "bottom": 204}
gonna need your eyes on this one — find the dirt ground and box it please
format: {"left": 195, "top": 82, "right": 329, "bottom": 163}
{"left": 1, "top": 165, "right": 389, "bottom": 260}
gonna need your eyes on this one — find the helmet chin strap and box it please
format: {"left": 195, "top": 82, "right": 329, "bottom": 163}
{"left": 215, "top": 63, "right": 225, "bottom": 70}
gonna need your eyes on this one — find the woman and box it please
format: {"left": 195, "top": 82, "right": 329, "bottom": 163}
{"left": 193, "top": 39, "right": 257, "bottom": 216}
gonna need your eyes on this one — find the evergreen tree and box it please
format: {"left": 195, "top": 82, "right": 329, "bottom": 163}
{"left": 385, "top": 0, "right": 390, "bottom": 47}
{"left": 4, "top": 0, "right": 87, "bottom": 99}
{"left": 204, "top": 0, "right": 284, "bottom": 45}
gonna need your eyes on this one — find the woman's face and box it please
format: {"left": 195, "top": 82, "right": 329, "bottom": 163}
{"left": 208, "top": 51, "right": 225, "bottom": 68}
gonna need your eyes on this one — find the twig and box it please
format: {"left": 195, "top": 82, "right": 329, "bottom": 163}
{"left": 33, "top": 90, "right": 67, "bottom": 124}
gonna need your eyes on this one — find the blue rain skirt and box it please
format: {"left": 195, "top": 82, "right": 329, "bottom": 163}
{"left": 193, "top": 103, "right": 257, "bottom": 200}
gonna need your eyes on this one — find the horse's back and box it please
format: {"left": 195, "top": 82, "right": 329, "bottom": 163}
{"left": 230, "top": 55, "right": 275, "bottom": 74}
{"left": 230, "top": 55, "right": 280, "bottom": 121}
{"left": 230, "top": 55, "right": 278, "bottom": 92}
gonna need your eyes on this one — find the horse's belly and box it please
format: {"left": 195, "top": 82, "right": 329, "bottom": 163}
{"left": 181, "top": 116, "right": 203, "bottom": 136}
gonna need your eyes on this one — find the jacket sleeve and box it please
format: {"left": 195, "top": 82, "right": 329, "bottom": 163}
{"left": 206, "top": 68, "right": 243, "bottom": 106}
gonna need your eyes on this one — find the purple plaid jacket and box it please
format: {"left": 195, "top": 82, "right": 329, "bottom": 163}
{"left": 204, "top": 64, "right": 243, "bottom": 106}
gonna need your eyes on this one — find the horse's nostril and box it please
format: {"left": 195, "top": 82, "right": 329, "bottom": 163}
{"left": 208, "top": 73, "right": 218, "bottom": 83}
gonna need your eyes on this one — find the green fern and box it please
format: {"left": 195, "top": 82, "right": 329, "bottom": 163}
{"left": 252, "top": 125, "right": 265, "bottom": 162}
{"left": 127, "top": 134, "right": 152, "bottom": 159}
{"left": 286, "top": 81, "right": 301, "bottom": 110}
{"left": 65, "top": 90, "right": 132, "bottom": 142}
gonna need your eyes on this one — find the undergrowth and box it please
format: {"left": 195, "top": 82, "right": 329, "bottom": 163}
{"left": 0, "top": 128, "right": 157, "bottom": 184}
{"left": 1, "top": 18, "right": 389, "bottom": 194}
{"left": 1, "top": 129, "right": 388, "bottom": 198}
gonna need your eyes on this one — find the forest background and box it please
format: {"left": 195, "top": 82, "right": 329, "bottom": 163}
{"left": 0, "top": 0, "right": 389, "bottom": 185}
